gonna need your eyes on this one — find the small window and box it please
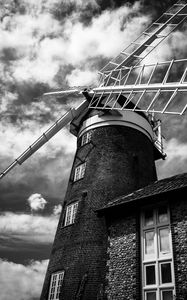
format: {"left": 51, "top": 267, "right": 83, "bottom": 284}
{"left": 74, "top": 163, "right": 86, "bottom": 182}
{"left": 48, "top": 271, "right": 64, "bottom": 300}
{"left": 64, "top": 202, "right": 78, "bottom": 226}
{"left": 81, "top": 131, "right": 92, "bottom": 146}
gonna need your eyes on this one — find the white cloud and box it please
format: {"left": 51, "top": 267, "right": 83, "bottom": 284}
{"left": 156, "top": 138, "right": 187, "bottom": 179}
{"left": 27, "top": 193, "right": 47, "bottom": 212}
{"left": 164, "top": 138, "right": 187, "bottom": 162}
{"left": 170, "top": 30, "right": 187, "bottom": 56}
{"left": 64, "top": 4, "right": 150, "bottom": 64}
{"left": 66, "top": 69, "right": 98, "bottom": 86}
{"left": 12, "top": 57, "right": 60, "bottom": 87}
{"left": 0, "top": 13, "right": 61, "bottom": 55}
{"left": 0, "top": 119, "right": 76, "bottom": 161}
{"left": 53, "top": 204, "right": 62, "bottom": 215}
{"left": 0, "top": 259, "right": 48, "bottom": 300}
{"left": 0, "top": 212, "right": 59, "bottom": 244}
{"left": 0, "top": 1, "right": 151, "bottom": 87}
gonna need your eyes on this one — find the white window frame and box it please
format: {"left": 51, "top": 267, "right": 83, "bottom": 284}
{"left": 81, "top": 131, "right": 92, "bottom": 146}
{"left": 74, "top": 163, "right": 86, "bottom": 182}
{"left": 48, "top": 271, "right": 64, "bottom": 300}
{"left": 141, "top": 205, "right": 176, "bottom": 300}
{"left": 64, "top": 202, "right": 78, "bottom": 226}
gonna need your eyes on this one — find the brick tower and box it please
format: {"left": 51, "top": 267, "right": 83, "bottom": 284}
{"left": 40, "top": 96, "right": 162, "bottom": 300}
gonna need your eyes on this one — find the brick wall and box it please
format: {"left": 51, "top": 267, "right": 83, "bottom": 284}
{"left": 105, "top": 212, "right": 140, "bottom": 300}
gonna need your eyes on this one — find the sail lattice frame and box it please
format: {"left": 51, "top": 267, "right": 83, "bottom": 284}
{"left": 99, "top": 0, "right": 187, "bottom": 86}
{"left": 89, "top": 59, "right": 187, "bottom": 115}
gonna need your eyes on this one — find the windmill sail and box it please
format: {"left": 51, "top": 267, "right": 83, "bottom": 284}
{"left": 89, "top": 59, "right": 187, "bottom": 115}
{"left": 99, "top": 0, "right": 187, "bottom": 86}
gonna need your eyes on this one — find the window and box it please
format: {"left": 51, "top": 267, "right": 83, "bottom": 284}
{"left": 141, "top": 205, "right": 175, "bottom": 300}
{"left": 64, "top": 202, "right": 78, "bottom": 226}
{"left": 81, "top": 131, "right": 92, "bottom": 146}
{"left": 48, "top": 271, "right": 64, "bottom": 300}
{"left": 74, "top": 163, "right": 86, "bottom": 182}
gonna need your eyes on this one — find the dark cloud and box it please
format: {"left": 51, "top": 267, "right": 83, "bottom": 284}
{"left": 50, "top": 0, "right": 172, "bottom": 26}
{"left": 141, "top": 0, "right": 177, "bottom": 17}
{"left": 96, "top": 0, "right": 129, "bottom": 10}
{"left": 51, "top": 1, "right": 76, "bottom": 20}
{"left": 0, "top": 182, "right": 63, "bottom": 213}
{"left": 96, "top": 0, "right": 176, "bottom": 17}
{"left": 0, "top": 147, "right": 74, "bottom": 212}
{"left": 51, "top": 0, "right": 100, "bottom": 25}
{"left": 97, "top": 0, "right": 185, "bottom": 26}
{"left": 14, "top": 82, "right": 49, "bottom": 102}
{"left": 0, "top": 47, "right": 21, "bottom": 61}
{"left": 0, "top": 237, "right": 51, "bottom": 264}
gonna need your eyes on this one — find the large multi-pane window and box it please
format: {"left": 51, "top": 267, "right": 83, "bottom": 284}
{"left": 141, "top": 205, "right": 175, "bottom": 300}
{"left": 81, "top": 131, "right": 92, "bottom": 146}
{"left": 74, "top": 163, "right": 86, "bottom": 182}
{"left": 64, "top": 202, "right": 78, "bottom": 226}
{"left": 48, "top": 271, "right": 64, "bottom": 300}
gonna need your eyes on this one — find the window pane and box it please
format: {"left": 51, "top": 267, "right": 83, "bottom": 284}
{"left": 145, "top": 231, "right": 155, "bottom": 254}
{"left": 82, "top": 131, "right": 92, "bottom": 145}
{"left": 144, "top": 209, "right": 154, "bottom": 226}
{"left": 80, "top": 163, "right": 86, "bottom": 178}
{"left": 74, "top": 163, "right": 86, "bottom": 181}
{"left": 72, "top": 202, "right": 78, "bottom": 223}
{"left": 146, "top": 265, "right": 156, "bottom": 285}
{"left": 162, "top": 290, "right": 173, "bottom": 300}
{"left": 64, "top": 202, "right": 78, "bottom": 226}
{"left": 65, "top": 205, "right": 72, "bottom": 226}
{"left": 146, "top": 291, "right": 156, "bottom": 300}
{"left": 159, "top": 228, "right": 170, "bottom": 253}
{"left": 161, "top": 263, "right": 172, "bottom": 283}
{"left": 158, "top": 206, "right": 168, "bottom": 223}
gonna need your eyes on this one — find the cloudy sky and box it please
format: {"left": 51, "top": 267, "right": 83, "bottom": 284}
{"left": 0, "top": 0, "right": 187, "bottom": 299}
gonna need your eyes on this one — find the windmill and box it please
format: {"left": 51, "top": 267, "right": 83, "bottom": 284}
{"left": 1, "top": 1, "right": 187, "bottom": 300}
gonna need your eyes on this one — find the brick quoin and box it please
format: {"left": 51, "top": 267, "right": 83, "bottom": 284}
{"left": 40, "top": 109, "right": 158, "bottom": 300}
{"left": 170, "top": 194, "right": 187, "bottom": 300}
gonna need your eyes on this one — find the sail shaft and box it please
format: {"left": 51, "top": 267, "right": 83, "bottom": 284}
{"left": 0, "top": 100, "right": 88, "bottom": 179}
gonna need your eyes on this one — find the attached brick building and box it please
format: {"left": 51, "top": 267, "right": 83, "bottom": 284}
{"left": 98, "top": 172, "right": 187, "bottom": 300}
